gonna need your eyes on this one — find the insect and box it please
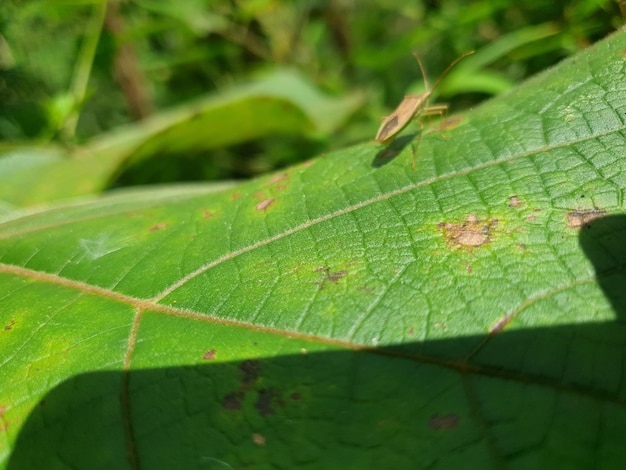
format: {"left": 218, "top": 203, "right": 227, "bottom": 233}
{"left": 375, "top": 50, "right": 475, "bottom": 151}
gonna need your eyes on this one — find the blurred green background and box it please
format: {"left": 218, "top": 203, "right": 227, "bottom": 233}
{"left": 0, "top": 0, "right": 623, "bottom": 189}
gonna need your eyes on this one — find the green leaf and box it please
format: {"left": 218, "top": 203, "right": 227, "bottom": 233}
{"left": 440, "top": 22, "right": 560, "bottom": 96}
{"left": 0, "top": 70, "right": 363, "bottom": 208}
{"left": 1, "top": 29, "right": 626, "bottom": 468}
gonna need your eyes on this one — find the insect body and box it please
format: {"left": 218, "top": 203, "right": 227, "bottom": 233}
{"left": 375, "top": 50, "right": 474, "bottom": 144}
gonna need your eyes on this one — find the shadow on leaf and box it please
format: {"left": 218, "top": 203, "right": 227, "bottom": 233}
{"left": 371, "top": 134, "right": 416, "bottom": 168}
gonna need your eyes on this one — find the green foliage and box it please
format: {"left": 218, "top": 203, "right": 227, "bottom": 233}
{"left": 0, "top": 0, "right": 622, "bottom": 187}
{"left": 0, "top": 70, "right": 363, "bottom": 208}
{"left": 1, "top": 28, "right": 626, "bottom": 469}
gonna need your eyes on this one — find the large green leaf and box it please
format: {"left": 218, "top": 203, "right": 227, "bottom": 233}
{"left": 1, "top": 29, "right": 626, "bottom": 469}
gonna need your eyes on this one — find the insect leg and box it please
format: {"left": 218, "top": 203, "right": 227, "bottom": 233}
{"left": 422, "top": 104, "right": 451, "bottom": 139}
{"left": 411, "top": 121, "right": 425, "bottom": 170}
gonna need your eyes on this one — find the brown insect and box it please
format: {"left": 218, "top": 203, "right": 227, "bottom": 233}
{"left": 375, "top": 50, "right": 475, "bottom": 149}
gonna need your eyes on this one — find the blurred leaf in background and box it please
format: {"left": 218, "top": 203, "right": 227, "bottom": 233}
{"left": 0, "top": 0, "right": 622, "bottom": 201}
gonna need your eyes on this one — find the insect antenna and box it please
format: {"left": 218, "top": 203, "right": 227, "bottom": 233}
{"left": 411, "top": 52, "right": 430, "bottom": 91}
{"left": 428, "top": 50, "right": 475, "bottom": 96}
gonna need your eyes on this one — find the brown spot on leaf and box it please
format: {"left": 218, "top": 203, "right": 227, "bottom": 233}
{"left": 222, "top": 360, "right": 261, "bottom": 411}
{"left": 266, "top": 173, "right": 289, "bottom": 187}
{"left": 252, "top": 433, "right": 266, "bottom": 446}
{"left": 438, "top": 215, "right": 496, "bottom": 248}
{"left": 203, "top": 349, "right": 216, "bottom": 360}
{"left": 567, "top": 209, "right": 606, "bottom": 228}
{"left": 255, "top": 198, "right": 275, "bottom": 211}
{"left": 231, "top": 192, "right": 241, "bottom": 201}
{"left": 149, "top": 223, "right": 168, "bottom": 232}
{"left": 0, "top": 405, "right": 7, "bottom": 431}
{"left": 202, "top": 209, "right": 213, "bottom": 219}
{"left": 255, "top": 388, "right": 283, "bottom": 416}
{"left": 270, "top": 173, "right": 287, "bottom": 184}
{"left": 508, "top": 195, "right": 521, "bottom": 207}
{"left": 4, "top": 320, "right": 15, "bottom": 331}
{"left": 315, "top": 266, "right": 348, "bottom": 290}
{"left": 429, "top": 413, "right": 459, "bottom": 430}
{"left": 357, "top": 284, "right": 374, "bottom": 294}
{"left": 240, "top": 360, "right": 261, "bottom": 386}
{"left": 222, "top": 392, "right": 243, "bottom": 410}
{"left": 435, "top": 115, "right": 464, "bottom": 132}
{"left": 328, "top": 270, "right": 347, "bottom": 282}
{"left": 291, "top": 393, "right": 301, "bottom": 401}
